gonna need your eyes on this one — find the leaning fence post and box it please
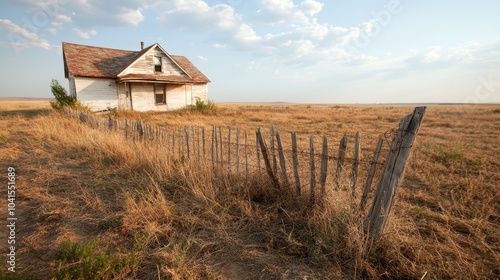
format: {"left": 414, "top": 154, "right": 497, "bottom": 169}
{"left": 364, "top": 107, "right": 427, "bottom": 242}
{"left": 256, "top": 132, "right": 261, "bottom": 177}
{"left": 257, "top": 128, "right": 280, "bottom": 189}
{"left": 270, "top": 125, "right": 277, "bottom": 175}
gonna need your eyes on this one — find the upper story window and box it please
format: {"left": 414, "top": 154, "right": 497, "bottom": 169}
{"left": 153, "top": 56, "right": 162, "bottom": 72}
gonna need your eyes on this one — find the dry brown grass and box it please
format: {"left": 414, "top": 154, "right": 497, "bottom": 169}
{"left": 0, "top": 101, "right": 498, "bottom": 279}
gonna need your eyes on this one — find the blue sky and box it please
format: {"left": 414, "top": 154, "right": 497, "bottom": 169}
{"left": 0, "top": 0, "right": 499, "bottom": 103}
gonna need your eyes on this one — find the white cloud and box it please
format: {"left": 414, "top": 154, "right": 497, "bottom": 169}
{"left": 51, "top": 21, "right": 63, "bottom": 27}
{"left": 212, "top": 43, "right": 227, "bottom": 48}
{"left": 298, "top": 0, "right": 323, "bottom": 16}
{"left": 255, "top": 0, "right": 310, "bottom": 24}
{"left": 0, "top": 19, "right": 39, "bottom": 41}
{"left": 55, "top": 14, "right": 72, "bottom": 23}
{"left": 47, "top": 27, "right": 57, "bottom": 35}
{"left": 422, "top": 46, "right": 441, "bottom": 63}
{"left": 0, "top": 18, "right": 51, "bottom": 50}
{"left": 73, "top": 28, "right": 97, "bottom": 39}
{"left": 196, "top": 55, "right": 208, "bottom": 62}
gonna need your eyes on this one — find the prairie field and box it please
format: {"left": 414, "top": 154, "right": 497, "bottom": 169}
{"left": 0, "top": 100, "right": 499, "bottom": 279}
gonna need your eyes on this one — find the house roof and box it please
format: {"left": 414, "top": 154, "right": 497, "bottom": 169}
{"left": 62, "top": 42, "right": 210, "bottom": 84}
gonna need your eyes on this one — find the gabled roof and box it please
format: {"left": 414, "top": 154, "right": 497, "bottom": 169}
{"left": 62, "top": 42, "right": 210, "bottom": 84}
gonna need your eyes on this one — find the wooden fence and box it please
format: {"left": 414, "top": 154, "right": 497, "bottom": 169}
{"left": 63, "top": 107, "right": 426, "bottom": 242}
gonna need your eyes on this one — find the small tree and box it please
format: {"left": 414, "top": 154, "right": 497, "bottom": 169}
{"left": 50, "top": 79, "right": 75, "bottom": 110}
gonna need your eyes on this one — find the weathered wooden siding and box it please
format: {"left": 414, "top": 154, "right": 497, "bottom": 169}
{"left": 75, "top": 77, "right": 118, "bottom": 111}
{"left": 68, "top": 77, "right": 76, "bottom": 98}
{"left": 166, "top": 84, "right": 188, "bottom": 110}
{"left": 191, "top": 84, "right": 208, "bottom": 104}
{"left": 121, "top": 46, "right": 189, "bottom": 78}
{"left": 117, "top": 82, "right": 131, "bottom": 110}
{"left": 130, "top": 83, "right": 168, "bottom": 112}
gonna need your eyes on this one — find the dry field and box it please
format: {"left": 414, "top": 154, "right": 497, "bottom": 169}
{"left": 0, "top": 100, "right": 498, "bottom": 279}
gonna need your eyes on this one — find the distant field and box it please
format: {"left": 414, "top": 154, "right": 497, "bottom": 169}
{"left": 0, "top": 100, "right": 498, "bottom": 279}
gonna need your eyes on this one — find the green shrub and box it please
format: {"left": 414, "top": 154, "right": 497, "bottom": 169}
{"left": 54, "top": 239, "right": 136, "bottom": 280}
{"left": 50, "top": 79, "right": 75, "bottom": 111}
{"left": 194, "top": 99, "right": 216, "bottom": 110}
{"left": 50, "top": 79, "right": 90, "bottom": 112}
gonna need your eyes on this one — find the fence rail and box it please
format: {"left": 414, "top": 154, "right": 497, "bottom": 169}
{"left": 63, "top": 106, "right": 426, "bottom": 242}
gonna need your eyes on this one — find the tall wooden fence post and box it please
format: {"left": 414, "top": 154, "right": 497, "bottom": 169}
{"left": 291, "top": 132, "right": 301, "bottom": 195}
{"left": 364, "top": 107, "right": 427, "bottom": 242}
{"left": 335, "top": 135, "right": 348, "bottom": 190}
{"left": 351, "top": 132, "right": 361, "bottom": 198}
{"left": 309, "top": 135, "right": 316, "bottom": 204}
{"left": 320, "top": 136, "right": 328, "bottom": 195}
{"left": 257, "top": 128, "right": 280, "bottom": 189}
{"left": 276, "top": 132, "right": 289, "bottom": 190}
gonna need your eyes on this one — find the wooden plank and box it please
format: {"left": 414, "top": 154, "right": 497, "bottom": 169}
{"left": 335, "top": 135, "right": 348, "bottom": 190}
{"left": 291, "top": 132, "right": 301, "bottom": 196}
{"left": 320, "top": 136, "right": 328, "bottom": 195}
{"left": 185, "top": 127, "right": 190, "bottom": 159}
{"left": 228, "top": 127, "right": 232, "bottom": 171}
{"left": 364, "top": 106, "right": 427, "bottom": 242}
{"left": 212, "top": 126, "right": 216, "bottom": 169}
{"left": 236, "top": 128, "right": 240, "bottom": 176}
{"left": 276, "top": 131, "right": 290, "bottom": 189}
{"left": 202, "top": 127, "right": 206, "bottom": 160}
{"left": 351, "top": 132, "right": 361, "bottom": 197}
{"left": 270, "top": 125, "right": 277, "bottom": 175}
{"left": 257, "top": 128, "right": 280, "bottom": 189}
{"left": 219, "top": 127, "right": 223, "bottom": 169}
{"left": 212, "top": 126, "right": 219, "bottom": 164}
{"left": 256, "top": 131, "right": 261, "bottom": 177}
{"left": 178, "top": 127, "right": 182, "bottom": 157}
{"left": 244, "top": 131, "right": 248, "bottom": 184}
{"left": 197, "top": 127, "right": 201, "bottom": 161}
{"left": 360, "top": 136, "right": 383, "bottom": 211}
{"left": 309, "top": 135, "right": 316, "bottom": 204}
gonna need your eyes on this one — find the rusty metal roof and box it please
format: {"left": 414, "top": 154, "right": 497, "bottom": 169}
{"left": 62, "top": 42, "right": 210, "bottom": 84}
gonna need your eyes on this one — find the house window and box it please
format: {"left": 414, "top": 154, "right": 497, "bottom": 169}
{"left": 153, "top": 56, "right": 162, "bottom": 72}
{"left": 154, "top": 84, "right": 166, "bottom": 104}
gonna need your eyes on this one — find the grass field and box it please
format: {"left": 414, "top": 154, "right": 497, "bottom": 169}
{"left": 0, "top": 100, "right": 498, "bottom": 279}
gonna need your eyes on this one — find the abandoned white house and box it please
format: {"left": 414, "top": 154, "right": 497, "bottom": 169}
{"left": 62, "top": 42, "right": 210, "bottom": 112}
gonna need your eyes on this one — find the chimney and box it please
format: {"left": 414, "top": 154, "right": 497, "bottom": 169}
{"left": 140, "top": 41, "right": 144, "bottom": 50}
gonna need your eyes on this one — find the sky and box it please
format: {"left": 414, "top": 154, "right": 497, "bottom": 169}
{"left": 0, "top": 0, "right": 499, "bottom": 104}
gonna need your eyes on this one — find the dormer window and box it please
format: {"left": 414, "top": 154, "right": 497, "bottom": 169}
{"left": 153, "top": 56, "right": 162, "bottom": 72}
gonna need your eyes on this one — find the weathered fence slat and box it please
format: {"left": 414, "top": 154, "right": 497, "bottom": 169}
{"left": 228, "top": 127, "right": 232, "bottom": 171}
{"left": 360, "top": 136, "right": 383, "bottom": 211}
{"left": 276, "top": 132, "right": 289, "bottom": 189}
{"left": 219, "top": 127, "right": 223, "bottom": 169}
{"left": 212, "top": 126, "right": 216, "bottom": 169}
{"left": 257, "top": 128, "right": 280, "bottom": 189}
{"left": 351, "top": 132, "right": 361, "bottom": 198}
{"left": 335, "top": 135, "right": 348, "bottom": 190}
{"left": 320, "top": 136, "right": 328, "bottom": 195}
{"left": 236, "top": 128, "right": 240, "bottom": 176}
{"left": 309, "top": 135, "right": 316, "bottom": 204}
{"left": 364, "top": 106, "right": 427, "bottom": 242}
{"left": 244, "top": 131, "right": 248, "bottom": 184}
{"left": 270, "top": 125, "right": 277, "bottom": 175}
{"left": 291, "top": 132, "right": 301, "bottom": 195}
